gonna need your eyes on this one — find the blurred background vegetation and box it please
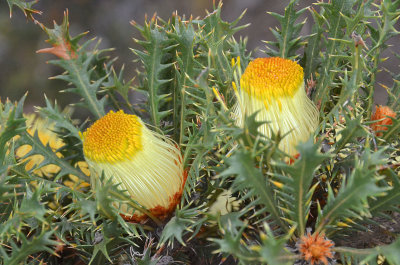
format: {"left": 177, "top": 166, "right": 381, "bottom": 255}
{"left": 0, "top": 0, "right": 398, "bottom": 113}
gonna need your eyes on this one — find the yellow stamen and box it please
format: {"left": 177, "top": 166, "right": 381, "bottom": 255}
{"left": 82, "top": 110, "right": 142, "bottom": 163}
{"left": 240, "top": 57, "right": 303, "bottom": 103}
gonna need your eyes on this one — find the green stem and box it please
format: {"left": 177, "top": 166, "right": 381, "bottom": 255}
{"left": 366, "top": 52, "right": 380, "bottom": 119}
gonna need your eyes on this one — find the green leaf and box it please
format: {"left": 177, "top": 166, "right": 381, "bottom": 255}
{"left": 264, "top": 0, "right": 307, "bottom": 59}
{"left": 36, "top": 96, "right": 81, "bottom": 140}
{"left": 382, "top": 116, "right": 400, "bottom": 143}
{"left": 0, "top": 95, "right": 26, "bottom": 170}
{"left": 313, "top": 0, "right": 359, "bottom": 106}
{"left": 211, "top": 224, "right": 251, "bottom": 260}
{"left": 199, "top": 1, "right": 248, "bottom": 84}
{"left": 276, "top": 138, "right": 329, "bottom": 236}
{"left": 131, "top": 18, "right": 173, "bottom": 129}
{"left": 89, "top": 233, "right": 113, "bottom": 265}
{"left": 222, "top": 150, "right": 289, "bottom": 233}
{"left": 336, "top": 237, "right": 400, "bottom": 264}
{"left": 38, "top": 12, "right": 107, "bottom": 118}
{"left": 39, "top": 10, "right": 84, "bottom": 55}
{"left": 255, "top": 223, "right": 294, "bottom": 265}
{"left": 18, "top": 185, "right": 47, "bottom": 223}
{"left": 49, "top": 48, "right": 107, "bottom": 119}
{"left": 102, "top": 65, "right": 136, "bottom": 114}
{"left": 159, "top": 204, "right": 205, "bottom": 247}
{"left": 169, "top": 17, "right": 199, "bottom": 144}
{"left": 0, "top": 231, "right": 59, "bottom": 265}
{"left": 16, "top": 128, "right": 88, "bottom": 181}
{"left": 160, "top": 216, "right": 187, "bottom": 246}
{"left": 369, "top": 169, "right": 400, "bottom": 218}
{"left": 334, "top": 114, "right": 366, "bottom": 153}
{"left": 315, "top": 149, "right": 388, "bottom": 235}
{"left": 6, "top": 0, "right": 41, "bottom": 20}
{"left": 303, "top": 6, "right": 325, "bottom": 79}
{"left": 135, "top": 243, "right": 159, "bottom": 265}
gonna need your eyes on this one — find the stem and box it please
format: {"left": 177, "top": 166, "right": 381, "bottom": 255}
{"left": 366, "top": 52, "right": 380, "bottom": 119}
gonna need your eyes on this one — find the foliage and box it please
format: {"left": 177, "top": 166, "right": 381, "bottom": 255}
{"left": 1, "top": 0, "right": 400, "bottom": 264}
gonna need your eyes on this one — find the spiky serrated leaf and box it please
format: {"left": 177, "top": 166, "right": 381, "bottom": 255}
{"left": 276, "top": 138, "right": 329, "bottom": 236}
{"left": 18, "top": 185, "right": 47, "bottom": 223}
{"left": 334, "top": 114, "right": 366, "bottom": 153}
{"left": 159, "top": 204, "right": 205, "bottom": 247}
{"left": 381, "top": 116, "right": 400, "bottom": 143}
{"left": 315, "top": 149, "right": 388, "bottom": 235}
{"left": 16, "top": 129, "right": 88, "bottom": 181}
{"left": 255, "top": 223, "right": 294, "bottom": 265}
{"left": 38, "top": 12, "right": 106, "bottom": 118}
{"left": 313, "top": 0, "right": 359, "bottom": 106}
{"left": 368, "top": 169, "right": 400, "bottom": 219}
{"left": 49, "top": 50, "right": 107, "bottom": 118}
{"left": 6, "top": 0, "right": 41, "bottom": 19}
{"left": 303, "top": 6, "right": 325, "bottom": 79}
{"left": 36, "top": 96, "right": 80, "bottom": 140}
{"left": 102, "top": 65, "right": 136, "bottom": 114}
{"left": 159, "top": 216, "right": 188, "bottom": 247}
{"left": 198, "top": 1, "right": 248, "bottom": 84}
{"left": 0, "top": 95, "right": 26, "bottom": 170}
{"left": 222, "top": 150, "right": 289, "bottom": 233}
{"left": 132, "top": 19, "right": 173, "bottom": 129}
{"left": 211, "top": 224, "right": 249, "bottom": 258}
{"left": 169, "top": 17, "right": 199, "bottom": 144}
{"left": 0, "top": 231, "right": 59, "bottom": 265}
{"left": 89, "top": 234, "right": 113, "bottom": 265}
{"left": 264, "top": 0, "right": 307, "bottom": 59}
{"left": 336, "top": 237, "right": 400, "bottom": 265}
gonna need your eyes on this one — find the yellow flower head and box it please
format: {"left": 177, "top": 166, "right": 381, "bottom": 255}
{"left": 234, "top": 57, "right": 318, "bottom": 155}
{"left": 82, "top": 110, "right": 185, "bottom": 221}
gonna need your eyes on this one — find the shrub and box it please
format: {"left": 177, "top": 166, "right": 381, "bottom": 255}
{"left": 1, "top": 0, "right": 400, "bottom": 264}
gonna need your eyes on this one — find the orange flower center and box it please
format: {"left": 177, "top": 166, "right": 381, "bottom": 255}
{"left": 82, "top": 110, "right": 142, "bottom": 163}
{"left": 240, "top": 57, "right": 304, "bottom": 101}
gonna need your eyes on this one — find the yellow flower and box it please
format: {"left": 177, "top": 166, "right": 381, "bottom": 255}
{"left": 234, "top": 57, "right": 318, "bottom": 155}
{"left": 82, "top": 110, "right": 186, "bottom": 221}
{"left": 16, "top": 114, "right": 64, "bottom": 176}
{"left": 16, "top": 114, "right": 90, "bottom": 189}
